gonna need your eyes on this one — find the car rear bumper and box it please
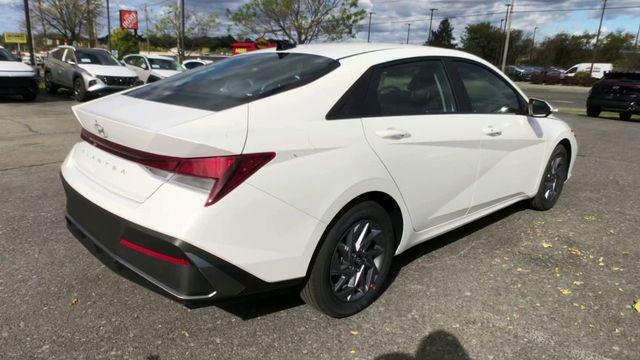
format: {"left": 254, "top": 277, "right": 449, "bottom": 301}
{"left": 62, "top": 175, "right": 301, "bottom": 302}
{"left": 0, "top": 76, "right": 38, "bottom": 95}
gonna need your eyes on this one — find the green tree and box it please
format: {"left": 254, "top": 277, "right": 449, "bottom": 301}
{"left": 428, "top": 18, "right": 455, "bottom": 48}
{"left": 227, "top": 0, "right": 366, "bottom": 44}
{"left": 461, "top": 22, "right": 530, "bottom": 65}
{"left": 598, "top": 31, "right": 635, "bottom": 63}
{"left": 111, "top": 28, "right": 139, "bottom": 58}
{"left": 531, "top": 32, "right": 594, "bottom": 68}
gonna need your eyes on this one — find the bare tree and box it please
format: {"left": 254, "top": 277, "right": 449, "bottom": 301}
{"left": 38, "top": 0, "right": 100, "bottom": 44}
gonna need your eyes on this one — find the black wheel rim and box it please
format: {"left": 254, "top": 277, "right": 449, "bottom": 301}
{"left": 543, "top": 154, "right": 567, "bottom": 201}
{"left": 74, "top": 80, "right": 81, "bottom": 97}
{"left": 330, "top": 220, "right": 386, "bottom": 302}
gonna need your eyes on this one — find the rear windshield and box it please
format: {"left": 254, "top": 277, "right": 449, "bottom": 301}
{"left": 0, "top": 48, "right": 16, "bottom": 61}
{"left": 76, "top": 49, "right": 120, "bottom": 65}
{"left": 126, "top": 52, "right": 339, "bottom": 111}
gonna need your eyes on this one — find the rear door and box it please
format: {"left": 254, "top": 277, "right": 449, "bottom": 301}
{"left": 448, "top": 59, "right": 546, "bottom": 211}
{"left": 60, "top": 49, "right": 75, "bottom": 87}
{"left": 360, "top": 59, "right": 483, "bottom": 232}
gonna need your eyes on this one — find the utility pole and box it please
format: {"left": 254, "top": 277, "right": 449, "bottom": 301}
{"left": 501, "top": 1, "right": 515, "bottom": 72}
{"left": 590, "top": 0, "right": 607, "bottom": 77}
{"left": 22, "top": 0, "right": 35, "bottom": 67}
{"left": 106, "top": 0, "right": 112, "bottom": 51}
{"left": 634, "top": 23, "right": 639, "bottom": 54}
{"left": 36, "top": 0, "right": 48, "bottom": 50}
{"left": 367, "top": 12, "right": 374, "bottom": 43}
{"left": 144, "top": 3, "right": 151, "bottom": 54}
{"left": 406, "top": 23, "right": 411, "bottom": 44}
{"left": 530, "top": 26, "right": 538, "bottom": 61}
{"left": 427, "top": 8, "right": 437, "bottom": 44}
{"left": 177, "top": 0, "right": 185, "bottom": 62}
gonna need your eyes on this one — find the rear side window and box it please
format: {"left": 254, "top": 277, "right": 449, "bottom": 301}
{"left": 127, "top": 53, "right": 339, "bottom": 111}
{"left": 367, "top": 60, "right": 456, "bottom": 116}
{"left": 454, "top": 61, "right": 523, "bottom": 114}
{"left": 183, "top": 61, "right": 203, "bottom": 69}
{"left": 50, "top": 49, "right": 63, "bottom": 61}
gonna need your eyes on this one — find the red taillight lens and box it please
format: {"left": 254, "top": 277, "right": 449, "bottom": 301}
{"left": 175, "top": 153, "right": 275, "bottom": 206}
{"left": 81, "top": 129, "right": 275, "bottom": 206}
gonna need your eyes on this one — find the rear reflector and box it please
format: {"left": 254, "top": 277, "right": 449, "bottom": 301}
{"left": 119, "top": 238, "right": 190, "bottom": 266}
{"left": 81, "top": 129, "right": 275, "bottom": 206}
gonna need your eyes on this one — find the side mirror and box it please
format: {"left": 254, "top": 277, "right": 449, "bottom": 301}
{"left": 529, "top": 98, "right": 556, "bottom": 117}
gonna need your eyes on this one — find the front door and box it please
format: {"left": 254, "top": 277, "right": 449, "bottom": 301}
{"left": 361, "top": 59, "right": 484, "bottom": 232}
{"left": 449, "top": 60, "right": 546, "bottom": 211}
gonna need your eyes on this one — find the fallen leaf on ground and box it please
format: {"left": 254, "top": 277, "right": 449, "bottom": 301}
{"left": 634, "top": 300, "right": 640, "bottom": 313}
{"left": 568, "top": 248, "right": 582, "bottom": 256}
{"left": 350, "top": 331, "right": 359, "bottom": 335}
{"left": 583, "top": 215, "right": 597, "bottom": 221}
{"left": 573, "top": 281, "right": 584, "bottom": 286}
{"left": 613, "top": 267, "right": 623, "bottom": 272}
{"left": 542, "top": 241, "right": 552, "bottom": 248}
{"left": 70, "top": 298, "right": 78, "bottom": 306}
{"left": 598, "top": 257, "right": 605, "bottom": 266}
{"left": 559, "top": 288, "right": 572, "bottom": 295}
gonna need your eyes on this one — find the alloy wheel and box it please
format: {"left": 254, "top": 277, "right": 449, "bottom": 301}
{"left": 330, "top": 220, "right": 386, "bottom": 302}
{"left": 543, "top": 155, "right": 566, "bottom": 200}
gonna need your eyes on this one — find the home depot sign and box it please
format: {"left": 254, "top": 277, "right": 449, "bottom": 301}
{"left": 119, "top": 10, "right": 139, "bottom": 30}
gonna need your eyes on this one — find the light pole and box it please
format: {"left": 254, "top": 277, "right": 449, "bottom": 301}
{"left": 106, "top": 0, "right": 112, "bottom": 51}
{"left": 590, "top": 0, "right": 608, "bottom": 77}
{"left": 144, "top": 3, "right": 151, "bottom": 54}
{"left": 501, "top": 1, "right": 515, "bottom": 72}
{"left": 367, "top": 12, "right": 375, "bottom": 43}
{"left": 427, "top": 8, "right": 437, "bottom": 44}
{"left": 406, "top": 23, "right": 411, "bottom": 44}
{"left": 530, "top": 26, "right": 538, "bottom": 60}
{"left": 22, "top": 0, "right": 35, "bottom": 67}
{"left": 635, "top": 23, "right": 640, "bottom": 53}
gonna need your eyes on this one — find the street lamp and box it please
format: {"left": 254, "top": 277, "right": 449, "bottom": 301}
{"left": 427, "top": 8, "right": 437, "bottom": 44}
{"left": 367, "top": 12, "right": 375, "bottom": 43}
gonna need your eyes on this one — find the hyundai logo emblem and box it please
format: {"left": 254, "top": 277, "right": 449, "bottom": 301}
{"left": 94, "top": 120, "right": 108, "bottom": 138}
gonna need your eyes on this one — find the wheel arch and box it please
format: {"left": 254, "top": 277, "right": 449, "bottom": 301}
{"left": 304, "top": 189, "right": 408, "bottom": 279}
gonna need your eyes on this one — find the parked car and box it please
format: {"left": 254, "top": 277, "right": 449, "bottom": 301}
{"left": 21, "top": 53, "right": 44, "bottom": 66}
{"left": 61, "top": 43, "right": 577, "bottom": 317}
{"left": 123, "top": 54, "right": 181, "bottom": 83}
{"left": 506, "top": 65, "right": 544, "bottom": 81}
{"left": 181, "top": 59, "right": 212, "bottom": 70}
{"left": 0, "top": 46, "right": 38, "bottom": 101}
{"left": 587, "top": 72, "right": 640, "bottom": 121}
{"left": 44, "top": 46, "right": 140, "bottom": 101}
{"left": 563, "top": 63, "right": 612, "bottom": 79}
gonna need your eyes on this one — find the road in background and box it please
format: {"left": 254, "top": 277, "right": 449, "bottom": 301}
{"left": 517, "top": 82, "right": 589, "bottom": 111}
{"left": 1, "top": 92, "right": 638, "bottom": 359}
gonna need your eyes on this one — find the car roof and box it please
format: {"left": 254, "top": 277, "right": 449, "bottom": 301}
{"left": 252, "top": 42, "right": 477, "bottom": 61}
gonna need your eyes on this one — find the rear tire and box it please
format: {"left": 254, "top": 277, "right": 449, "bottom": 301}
{"left": 619, "top": 112, "right": 632, "bottom": 121}
{"left": 73, "top": 77, "right": 89, "bottom": 102}
{"left": 586, "top": 106, "right": 600, "bottom": 117}
{"left": 530, "top": 145, "right": 569, "bottom": 211}
{"left": 301, "top": 201, "right": 395, "bottom": 318}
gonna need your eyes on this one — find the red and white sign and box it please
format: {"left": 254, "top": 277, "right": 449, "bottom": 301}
{"left": 119, "top": 10, "right": 139, "bottom": 30}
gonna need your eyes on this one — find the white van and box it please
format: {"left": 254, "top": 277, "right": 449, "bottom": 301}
{"left": 563, "top": 63, "right": 613, "bottom": 79}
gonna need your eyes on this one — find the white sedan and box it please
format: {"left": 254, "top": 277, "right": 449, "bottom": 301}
{"left": 122, "top": 54, "right": 181, "bottom": 83}
{"left": 61, "top": 43, "right": 577, "bottom": 317}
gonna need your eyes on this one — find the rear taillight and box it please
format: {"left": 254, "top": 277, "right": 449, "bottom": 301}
{"left": 81, "top": 129, "right": 274, "bottom": 206}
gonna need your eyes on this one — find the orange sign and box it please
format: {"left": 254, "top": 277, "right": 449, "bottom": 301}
{"left": 119, "top": 10, "right": 139, "bottom": 30}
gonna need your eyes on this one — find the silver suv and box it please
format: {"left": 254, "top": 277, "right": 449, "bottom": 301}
{"left": 44, "top": 46, "right": 141, "bottom": 101}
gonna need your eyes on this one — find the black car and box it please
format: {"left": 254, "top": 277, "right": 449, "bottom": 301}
{"left": 587, "top": 72, "right": 640, "bottom": 121}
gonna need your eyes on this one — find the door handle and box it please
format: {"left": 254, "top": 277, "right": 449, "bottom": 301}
{"left": 482, "top": 126, "right": 502, "bottom": 137}
{"left": 375, "top": 128, "right": 411, "bottom": 140}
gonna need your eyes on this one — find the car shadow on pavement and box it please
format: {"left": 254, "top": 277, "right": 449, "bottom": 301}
{"left": 375, "top": 330, "right": 470, "bottom": 360}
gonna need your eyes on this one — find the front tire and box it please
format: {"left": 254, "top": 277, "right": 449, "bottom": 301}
{"left": 73, "top": 77, "right": 89, "bottom": 102}
{"left": 530, "top": 145, "right": 569, "bottom": 211}
{"left": 44, "top": 72, "right": 58, "bottom": 94}
{"left": 301, "top": 201, "right": 395, "bottom": 318}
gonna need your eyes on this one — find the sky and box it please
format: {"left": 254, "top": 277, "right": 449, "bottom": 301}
{"left": 1, "top": 0, "right": 639, "bottom": 45}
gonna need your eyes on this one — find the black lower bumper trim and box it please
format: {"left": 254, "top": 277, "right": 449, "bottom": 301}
{"left": 62, "top": 175, "right": 302, "bottom": 302}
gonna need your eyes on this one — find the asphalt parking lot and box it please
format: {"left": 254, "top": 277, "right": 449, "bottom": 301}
{"left": 1, "top": 90, "right": 638, "bottom": 359}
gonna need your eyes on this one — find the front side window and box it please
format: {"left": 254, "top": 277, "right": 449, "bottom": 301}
{"left": 62, "top": 49, "right": 75, "bottom": 63}
{"left": 149, "top": 58, "right": 178, "bottom": 70}
{"left": 367, "top": 60, "right": 457, "bottom": 117}
{"left": 127, "top": 53, "right": 339, "bottom": 111}
{"left": 454, "top": 61, "right": 522, "bottom": 114}
{"left": 566, "top": 67, "right": 577, "bottom": 74}
{"left": 0, "top": 48, "right": 16, "bottom": 61}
